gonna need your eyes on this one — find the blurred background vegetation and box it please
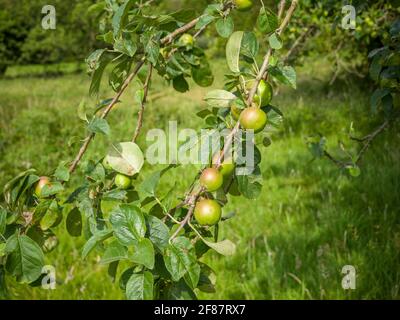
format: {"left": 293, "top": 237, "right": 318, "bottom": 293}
{"left": 0, "top": 0, "right": 399, "bottom": 299}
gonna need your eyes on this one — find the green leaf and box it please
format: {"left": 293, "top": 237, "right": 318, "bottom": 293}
{"left": 167, "top": 279, "right": 197, "bottom": 300}
{"left": 77, "top": 100, "right": 88, "bottom": 122}
{"left": 241, "top": 32, "right": 259, "bottom": 59}
{"left": 130, "top": 238, "right": 155, "bottom": 269}
{"left": 54, "top": 162, "right": 70, "bottom": 182}
{"left": 3, "top": 170, "right": 38, "bottom": 207}
{"left": 39, "top": 200, "right": 61, "bottom": 231}
{"left": 126, "top": 271, "right": 154, "bottom": 300}
{"left": 369, "top": 55, "right": 382, "bottom": 82}
{"left": 263, "top": 105, "right": 284, "bottom": 128}
{"left": 82, "top": 230, "right": 113, "bottom": 259}
{"left": 197, "top": 263, "right": 216, "bottom": 293}
{"left": 145, "top": 40, "right": 160, "bottom": 66}
{"left": 146, "top": 215, "right": 169, "bottom": 252}
{"left": 202, "top": 239, "right": 236, "bottom": 256}
{"left": 191, "top": 58, "right": 214, "bottom": 87}
{"left": 66, "top": 207, "right": 82, "bottom": 237}
{"left": 139, "top": 167, "right": 172, "bottom": 198}
{"left": 87, "top": 51, "right": 111, "bottom": 97}
{"left": 112, "top": 0, "right": 136, "bottom": 37}
{"left": 102, "top": 189, "right": 128, "bottom": 201}
{"left": 237, "top": 167, "right": 263, "bottom": 199}
{"left": 216, "top": 16, "right": 234, "bottom": 38}
{"left": 114, "top": 33, "right": 137, "bottom": 57}
{"left": 40, "top": 182, "right": 64, "bottom": 198}
{"left": 100, "top": 241, "right": 128, "bottom": 264}
{"left": 0, "top": 207, "right": 6, "bottom": 236}
{"left": 226, "top": 31, "right": 244, "bottom": 73}
{"left": 204, "top": 89, "right": 237, "bottom": 108}
{"left": 5, "top": 234, "right": 44, "bottom": 283}
{"left": 195, "top": 14, "right": 215, "bottom": 30}
{"left": 135, "top": 88, "right": 145, "bottom": 105}
{"left": 105, "top": 142, "right": 144, "bottom": 176}
{"left": 257, "top": 7, "right": 278, "bottom": 33}
{"left": 268, "top": 65, "right": 297, "bottom": 89}
{"left": 88, "top": 117, "right": 110, "bottom": 136}
{"left": 370, "top": 88, "right": 390, "bottom": 113}
{"left": 110, "top": 204, "right": 146, "bottom": 246}
{"left": 164, "top": 237, "right": 200, "bottom": 287}
{"left": 173, "top": 75, "right": 189, "bottom": 93}
{"left": 109, "top": 57, "right": 132, "bottom": 92}
{"left": 268, "top": 32, "right": 282, "bottom": 50}
{"left": 86, "top": 49, "right": 106, "bottom": 72}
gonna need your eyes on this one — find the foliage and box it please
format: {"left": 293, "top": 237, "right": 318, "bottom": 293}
{"left": 0, "top": 0, "right": 99, "bottom": 74}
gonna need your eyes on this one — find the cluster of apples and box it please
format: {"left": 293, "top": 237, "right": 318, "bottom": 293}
{"left": 194, "top": 152, "right": 235, "bottom": 226}
{"left": 194, "top": 78, "right": 273, "bottom": 226}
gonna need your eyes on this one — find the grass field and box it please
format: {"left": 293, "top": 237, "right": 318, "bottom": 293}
{"left": 0, "top": 58, "right": 399, "bottom": 299}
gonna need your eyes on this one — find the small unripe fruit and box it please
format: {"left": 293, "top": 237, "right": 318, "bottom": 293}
{"left": 102, "top": 157, "right": 113, "bottom": 171}
{"left": 160, "top": 47, "right": 169, "bottom": 59}
{"left": 212, "top": 152, "right": 235, "bottom": 177}
{"left": 179, "top": 33, "right": 194, "bottom": 46}
{"left": 230, "top": 103, "right": 242, "bottom": 121}
{"left": 234, "top": 0, "right": 253, "bottom": 12}
{"left": 34, "top": 176, "right": 51, "bottom": 198}
{"left": 200, "top": 168, "right": 223, "bottom": 192}
{"left": 115, "top": 174, "right": 131, "bottom": 189}
{"left": 246, "top": 79, "right": 273, "bottom": 106}
{"left": 194, "top": 199, "right": 222, "bottom": 226}
{"left": 240, "top": 106, "right": 268, "bottom": 133}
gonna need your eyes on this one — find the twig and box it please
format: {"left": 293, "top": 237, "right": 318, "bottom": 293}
{"left": 283, "top": 25, "right": 316, "bottom": 63}
{"left": 323, "top": 150, "right": 350, "bottom": 168}
{"left": 170, "top": 192, "right": 201, "bottom": 240}
{"left": 354, "top": 119, "right": 390, "bottom": 165}
{"left": 68, "top": 6, "right": 234, "bottom": 174}
{"left": 278, "top": 0, "right": 286, "bottom": 19}
{"left": 160, "top": 2, "right": 233, "bottom": 46}
{"left": 132, "top": 64, "right": 153, "bottom": 142}
{"left": 248, "top": 0, "right": 298, "bottom": 104}
{"left": 324, "top": 118, "right": 394, "bottom": 168}
{"left": 68, "top": 59, "right": 145, "bottom": 174}
{"left": 170, "top": 0, "right": 299, "bottom": 240}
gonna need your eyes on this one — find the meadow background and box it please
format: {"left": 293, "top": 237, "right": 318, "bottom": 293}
{"left": 1, "top": 0, "right": 400, "bottom": 300}
{"left": 1, "top": 56, "right": 399, "bottom": 299}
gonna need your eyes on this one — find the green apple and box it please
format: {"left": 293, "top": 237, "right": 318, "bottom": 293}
{"left": 234, "top": 0, "right": 253, "bottom": 12}
{"left": 102, "top": 157, "right": 113, "bottom": 171}
{"left": 200, "top": 168, "right": 223, "bottom": 192}
{"left": 179, "top": 33, "right": 194, "bottom": 46}
{"left": 239, "top": 106, "right": 268, "bottom": 133}
{"left": 34, "top": 176, "right": 51, "bottom": 198}
{"left": 194, "top": 199, "right": 222, "bottom": 226}
{"left": 115, "top": 174, "right": 131, "bottom": 189}
{"left": 212, "top": 152, "right": 235, "bottom": 177}
{"left": 246, "top": 79, "right": 273, "bottom": 106}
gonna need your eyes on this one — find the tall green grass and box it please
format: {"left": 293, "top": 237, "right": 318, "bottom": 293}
{"left": 0, "top": 58, "right": 399, "bottom": 299}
